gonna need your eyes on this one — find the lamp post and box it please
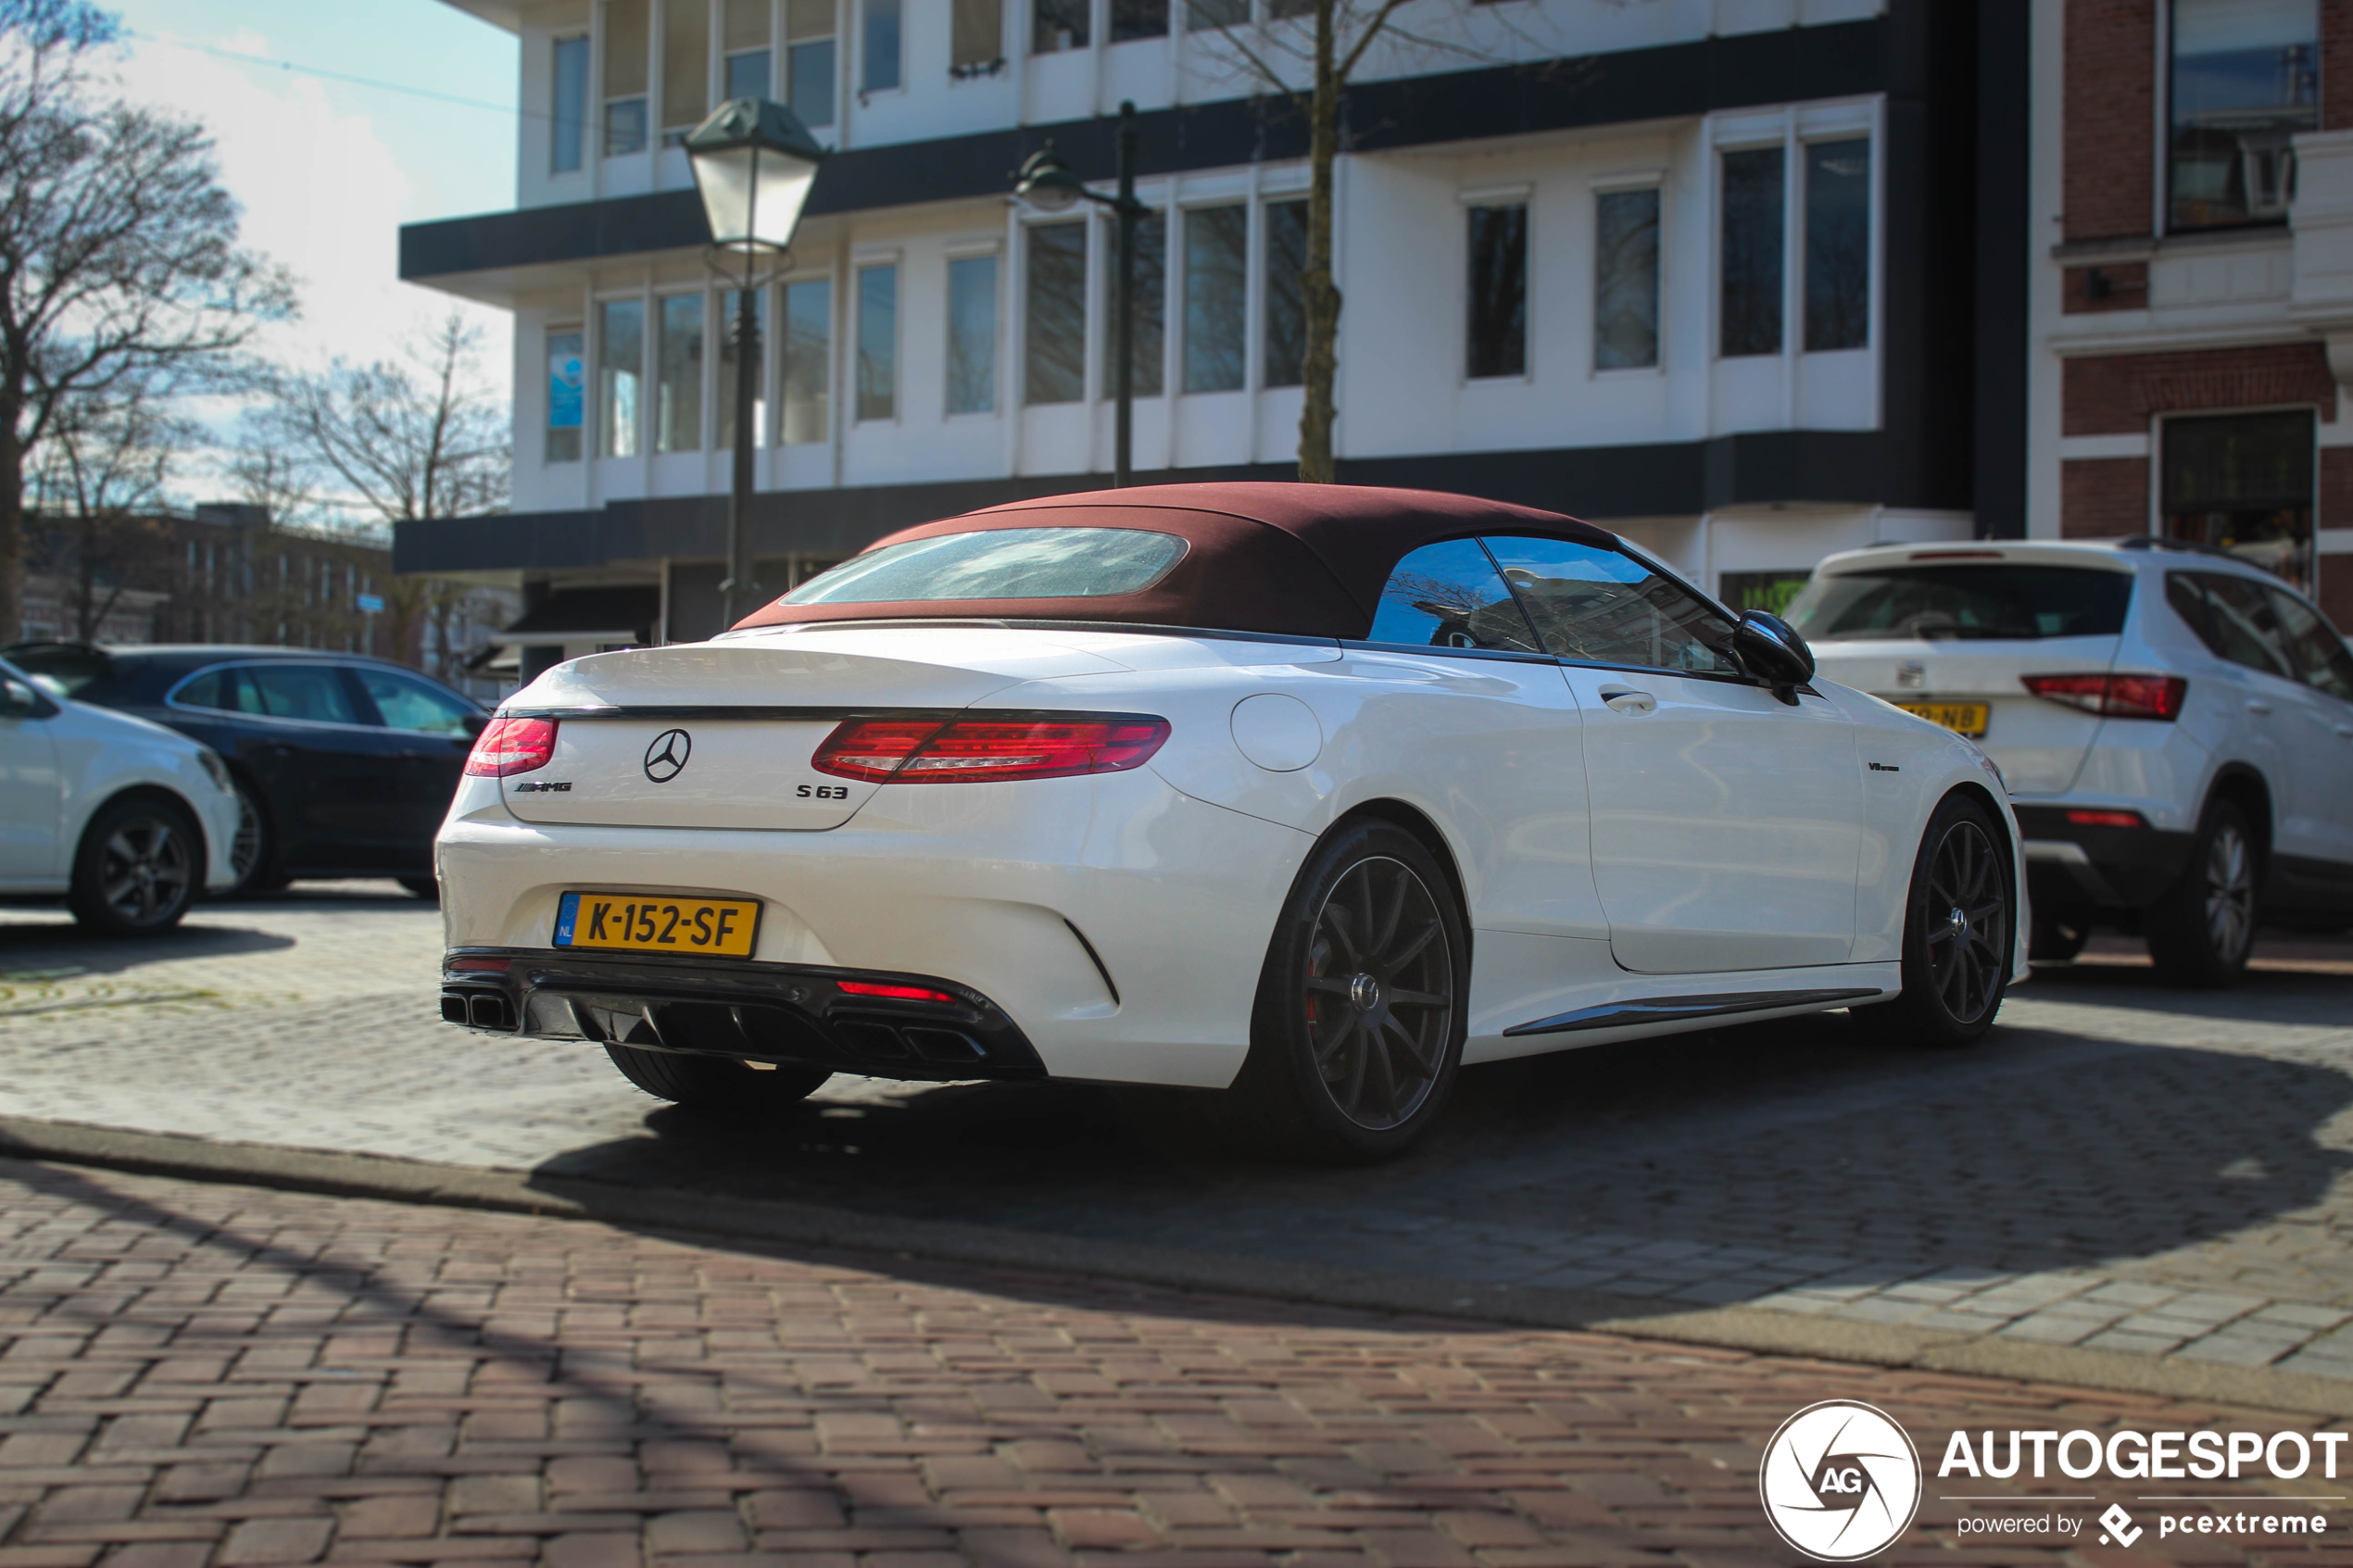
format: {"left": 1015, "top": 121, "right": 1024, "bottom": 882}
{"left": 1014, "top": 100, "right": 1147, "bottom": 487}
{"left": 685, "top": 97, "right": 826, "bottom": 628}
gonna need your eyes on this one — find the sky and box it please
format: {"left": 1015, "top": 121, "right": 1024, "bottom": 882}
{"left": 99, "top": 0, "right": 521, "bottom": 380}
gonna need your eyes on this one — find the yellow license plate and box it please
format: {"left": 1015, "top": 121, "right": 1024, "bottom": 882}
{"left": 1895, "top": 700, "right": 1990, "bottom": 739}
{"left": 554, "top": 892, "right": 760, "bottom": 957}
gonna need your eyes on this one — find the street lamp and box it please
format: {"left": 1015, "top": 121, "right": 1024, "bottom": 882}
{"left": 686, "top": 96, "right": 827, "bottom": 627}
{"left": 1015, "top": 100, "right": 1148, "bottom": 487}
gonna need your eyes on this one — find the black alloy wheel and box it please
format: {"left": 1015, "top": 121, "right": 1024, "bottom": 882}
{"left": 1231, "top": 820, "right": 1468, "bottom": 1161}
{"left": 69, "top": 797, "right": 200, "bottom": 936}
{"left": 227, "top": 782, "right": 266, "bottom": 891}
{"left": 2145, "top": 798, "right": 2259, "bottom": 987}
{"left": 1876, "top": 794, "right": 2013, "bottom": 1047}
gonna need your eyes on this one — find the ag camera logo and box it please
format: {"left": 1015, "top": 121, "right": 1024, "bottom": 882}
{"left": 1760, "top": 1400, "right": 1923, "bottom": 1561}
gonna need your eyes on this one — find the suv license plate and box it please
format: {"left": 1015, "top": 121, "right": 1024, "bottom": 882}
{"left": 1894, "top": 700, "right": 1990, "bottom": 739}
{"left": 554, "top": 892, "right": 761, "bottom": 957}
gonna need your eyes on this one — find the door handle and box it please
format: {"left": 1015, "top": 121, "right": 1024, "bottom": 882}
{"left": 1598, "top": 685, "right": 1657, "bottom": 715}
{"left": 2246, "top": 699, "right": 2273, "bottom": 717}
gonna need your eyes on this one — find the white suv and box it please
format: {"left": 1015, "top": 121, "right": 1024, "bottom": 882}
{"left": 1785, "top": 538, "right": 2353, "bottom": 985}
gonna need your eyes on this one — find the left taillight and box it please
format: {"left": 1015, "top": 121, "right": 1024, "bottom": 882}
{"left": 465, "top": 716, "right": 558, "bottom": 777}
{"left": 812, "top": 715, "right": 1172, "bottom": 784}
{"left": 2020, "top": 673, "right": 2186, "bottom": 721}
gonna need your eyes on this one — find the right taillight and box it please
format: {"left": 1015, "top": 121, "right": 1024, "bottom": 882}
{"left": 465, "top": 715, "right": 558, "bottom": 776}
{"left": 2020, "top": 673, "right": 2186, "bottom": 721}
{"left": 812, "top": 715, "right": 1171, "bottom": 784}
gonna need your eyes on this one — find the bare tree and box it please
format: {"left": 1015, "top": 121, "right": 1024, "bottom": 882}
{"left": 246, "top": 310, "right": 510, "bottom": 672}
{"left": 26, "top": 377, "right": 195, "bottom": 639}
{"left": 0, "top": 0, "right": 296, "bottom": 638}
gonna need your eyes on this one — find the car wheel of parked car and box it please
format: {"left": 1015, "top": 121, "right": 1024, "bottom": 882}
{"left": 1230, "top": 821, "right": 1467, "bottom": 1163}
{"left": 602, "top": 1044, "right": 832, "bottom": 1111}
{"left": 227, "top": 781, "right": 268, "bottom": 892}
{"left": 1878, "top": 794, "right": 2013, "bottom": 1047}
{"left": 2145, "top": 798, "right": 2259, "bottom": 988}
{"left": 399, "top": 877, "right": 439, "bottom": 901}
{"left": 2030, "top": 909, "right": 2091, "bottom": 963}
{"left": 68, "top": 795, "right": 202, "bottom": 937}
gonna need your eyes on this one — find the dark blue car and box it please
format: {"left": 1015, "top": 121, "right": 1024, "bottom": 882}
{"left": 2, "top": 642, "right": 486, "bottom": 897}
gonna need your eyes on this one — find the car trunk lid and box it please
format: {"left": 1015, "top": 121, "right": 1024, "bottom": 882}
{"left": 1811, "top": 634, "right": 2122, "bottom": 796}
{"left": 497, "top": 630, "right": 1129, "bottom": 830}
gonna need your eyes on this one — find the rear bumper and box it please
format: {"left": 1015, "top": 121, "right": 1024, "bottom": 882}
{"left": 441, "top": 949, "right": 1046, "bottom": 1081}
{"left": 2015, "top": 805, "right": 2194, "bottom": 909}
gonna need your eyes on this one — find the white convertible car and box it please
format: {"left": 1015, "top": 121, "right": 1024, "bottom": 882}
{"left": 438, "top": 484, "right": 2026, "bottom": 1159}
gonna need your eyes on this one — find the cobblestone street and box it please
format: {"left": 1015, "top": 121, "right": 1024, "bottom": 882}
{"left": 6, "top": 888, "right": 2353, "bottom": 1391}
{"left": 5, "top": 1160, "right": 2353, "bottom": 1568}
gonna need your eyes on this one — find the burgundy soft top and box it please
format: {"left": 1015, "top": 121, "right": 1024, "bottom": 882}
{"left": 733, "top": 482, "right": 1615, "bottom": 640}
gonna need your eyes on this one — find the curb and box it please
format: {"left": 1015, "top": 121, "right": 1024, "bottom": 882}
{"left": 5, "top": 1112, "right": 2350, "bottom": 1419}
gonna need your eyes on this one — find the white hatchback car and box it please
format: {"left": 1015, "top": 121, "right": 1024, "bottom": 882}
{"left": 0, "top": 656, "right": 243, "bottom": 934}
{"left": 1789, "top": 538, "right": 2353, "bottom": 985}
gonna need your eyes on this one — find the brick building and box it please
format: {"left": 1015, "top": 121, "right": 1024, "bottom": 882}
{"left": 2037, "top": 0, "right": 2353, "bottom": 628}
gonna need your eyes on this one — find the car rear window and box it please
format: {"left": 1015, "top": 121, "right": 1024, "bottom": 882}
{"left": 1785, "top": 565, "right": 2133, "bottom": 642}
{"left": 784, "top": 527, "right": 1189, "bottom": 605}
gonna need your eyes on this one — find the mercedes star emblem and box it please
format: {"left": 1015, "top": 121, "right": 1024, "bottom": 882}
{"left": 643, "top": 728, "right": 692, "bottom": 784}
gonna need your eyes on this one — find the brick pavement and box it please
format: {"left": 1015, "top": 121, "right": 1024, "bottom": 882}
{"left": 6, "top": 893, "right": 2353, "bottom": 1383}
{"left": 5, "top": 1159, "right": 2353, "bottom": 1568}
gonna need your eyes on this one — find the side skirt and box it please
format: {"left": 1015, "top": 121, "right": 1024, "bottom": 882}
{"left": 1502, "top": 986, "right": 1886, "bottom": 1037}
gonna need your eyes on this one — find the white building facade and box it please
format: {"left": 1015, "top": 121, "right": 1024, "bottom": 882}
{"left": 403, "top": 0, "right": 2021, "bottom": 665}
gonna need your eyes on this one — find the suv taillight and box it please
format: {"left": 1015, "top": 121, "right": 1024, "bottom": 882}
{"left": 812, "top": 715, "right": 1171, "bottom": 784}
{"left": 2020, "top": 673, "right": 2186, "bottom": 721}
{"left": 465, "top": 716, "right": 558, "bottom": 776}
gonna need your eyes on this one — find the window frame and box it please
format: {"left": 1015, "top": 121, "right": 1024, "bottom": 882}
{"left": 853, "top": 258, "right": 900, "bottom": 423}
{"left": 551, "top": 33, "right": 591, "bottom": 175}
{"left": 945, "top": 246, "right": 1002, "bottom": 418}
{"left": 1591, "top": 175, "right": 1662, "bottom": 375}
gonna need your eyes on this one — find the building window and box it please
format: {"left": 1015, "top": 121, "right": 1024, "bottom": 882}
{"left": 787, "top": 0, "right": 837, "bottom": 125}
{"left": 1263, "top": 197, "right": 1307, "bottom": 389}
{"left": 655, "top": 294, "right": 704, "bottom": 452}
{"left": 1182, "top": 204, "right": 1247, "bottom": 394}
{"left": 552, "top": 35, "right": 589, "bottom": 173}
{"left": 2162, "top": 409, "right": 2317, "bottom": 590}
{"left": 856, "top": 264, "right": 897, "bottom": 420}
{"left": 547, "top": 326, "right": 585, "bottom": 462}
{"left": 1719, "top": 145, "right": 1783, "bottom": 358}
{"left": 2171, "top": 0, "right": 2317, "bottom": 232}
{"left": 1804, "top": 138, "right": 1869, "bottom": 352}
{"left": 661, "top": 0, "right": 709, "bottom": 139}
{"left": 1466, "top": 202, "right": 1527, "bottom": 380}
{"left": 717, "top": 288, "right": 765, "bottom": 448}
{"left": 724, "top": 0, "right": 770, "bottom": 96}
{"left": 784, "top": 277, "right": 831, "bottom": 443}
{"left": 1034, "top": 0, "right": 1088, "bottom": 53}
{"left": 1102, "top": 210, "right": 1165, "bottom": 398}
{"left": 1026, "top": 220, "right": 1088, "bottom": 404}
{"left": 1593, "top": 186, "right": 1658, "bottom": 370}
{"left": 1718, "top": 571, "right": 1811, "bottom": 617}
{"left": 862, "top": 0, "right": 901, "bottom": 92}
{"left": 603, "top": 0, "right": 649, "bottom": 155}
{"left": 1187, "top": 0, "right": 1245, "bottom": 25}
{"left": 1114, "top": 0, "right": 1168, "bottom": 42}
{"left": 953, "top": 0, "right": 1004, "bottom": 71}
{"left": 598, "top": 298, "right": 644, "bottom": 457}
{"left": 947, "top": 255, "right": 1000, "bottom": 415}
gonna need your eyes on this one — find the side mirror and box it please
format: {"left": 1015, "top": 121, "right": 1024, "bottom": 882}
{"left": 1734, "top": 610, "right": 1816, "bottom": 703}
{"left": 0, "top": 677, "right": 45, "bottom": 719}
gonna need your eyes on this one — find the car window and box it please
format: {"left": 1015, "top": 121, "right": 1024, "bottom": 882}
{"left": 1785, "top": 565, "right": 2132, "bottom": 642}
{"left": 353, "top": 668, "right": 477, "bottom": 734}
{"left": 245, "top": 663, "right": 360, "bottom": 724}
{"left": 2177, "top": 573, "right": 2296, "bottom": 681}
{"left": 173, "top": 667, "right": 260, "bottom": 713}
{"left": 1481, "top": 535, "right": 1743, "bottom": 676}
{"left": 2267, "top": 588, "right": 2353, "bottom": 703}
{"left": 1363, "top": 539, "right": 1539, "bottom": 653}
{"left": 785, "top": 527, "right": 1189, "bottom": 603}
